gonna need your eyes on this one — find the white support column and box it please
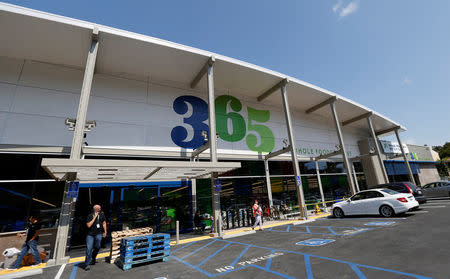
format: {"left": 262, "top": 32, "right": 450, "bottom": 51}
{"left": 367, "top": 116, "right": 389, "bottom": 183}
{"left": 51, "top": 29, "right": 99, "bottom": 266}
{"left": 70, "top": 27, "right": 99, "bottom": 160}
{"left": 205, "top": 58, "right": 221, "bottom": 236}
{"left": 207, "top": 59, "right": 217, "bottom": 164}
{"left": 50, "top": 173, "right": 76, "bottom": 266}
{"left": 191, "top": 179, "right": 197, "bottom": 213}
{"left": 351, "top": 162, "right": 360, "bottom": 192}
{"left": 280, "top": 82, "right": 307, "bottom": 219}
{"left": 264, "top": 159, "right": 273, "bottom": 208}
{"left": 394, "top": 129, "right": 415, "bottom": 183}
{"left": 314, "top": 161, "right": 327, "bottom": 212}
{"left": 330, "top": 102, "right": 357, "bottom": 195}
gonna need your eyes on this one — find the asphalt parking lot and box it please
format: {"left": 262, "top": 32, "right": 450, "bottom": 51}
{"left": 29, "top": 198, "right": 450, "bottom": 278}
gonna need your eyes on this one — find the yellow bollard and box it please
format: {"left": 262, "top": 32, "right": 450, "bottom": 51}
{"left": 314, "top": 204, "right": 322, "bottom": 215}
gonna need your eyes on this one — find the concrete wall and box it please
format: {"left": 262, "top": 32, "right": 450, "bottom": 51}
{"left": 0, "top": 56, "right": 368, "bottom": 158}
{"left": 358, "top": 139, "right": 387, "bottom": 187}
{"left": 418, "top": 164, "right": 441, "bottom": 185}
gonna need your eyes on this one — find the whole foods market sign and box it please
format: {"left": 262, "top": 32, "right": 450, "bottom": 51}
{"left": 379, "top": 140, "right": 409, "bottom": 154}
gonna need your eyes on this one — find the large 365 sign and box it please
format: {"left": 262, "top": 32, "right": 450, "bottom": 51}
{"left": 171, "top": 95, "right": 275, "bottom": 153}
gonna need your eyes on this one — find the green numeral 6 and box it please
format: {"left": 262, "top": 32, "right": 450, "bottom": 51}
{"left": 215, "top": 95, "right": 274, "bottom": 153}
{"left": 215, "top": 95, "right": 246, "bottom": 142}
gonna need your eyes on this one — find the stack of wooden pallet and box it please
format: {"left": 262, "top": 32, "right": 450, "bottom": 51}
{"left": 109, "top": 227, "right": 153, "bottom": 264}
{"left": 117, "top": 233, "right": 170, "bottom": 271}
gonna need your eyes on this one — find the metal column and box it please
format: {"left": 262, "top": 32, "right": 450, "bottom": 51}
{"left": 206, "top": 59, "right": 221, "bottom": 236}
{"left": 314, "top": 161, "right": 327, "bottom": 212}
{"left": 50, "top": 29, "right": 99, "bottom": 266}
{"left": 264, "top": 159, "right": 273, "bottom": 208}
{"left": 192, "top": 179, "right": 197, "bottom": 213}
{"left": 394, "top": 129, "right": 415, "bottom": 183}
{"left": 367, "top": 116, "right": 389, "bottom": 183}
{"left": 330, "top": 102, "right": 356, "bottom": 195}
{"left": 70, "top": 28, "right": 99, "bottom": 160}
{"left": 50, "top": 173, "right": 76, "bottom": 265}
{"left": 280, "top": 82, "right": 307, "bottom": 219}
{"left": 351, "top": 162, "right": 360, "bottom": 192}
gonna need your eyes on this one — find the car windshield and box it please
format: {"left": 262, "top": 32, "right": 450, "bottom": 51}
{"left": 381, "top": 189, "right": 399, "bottom": 195}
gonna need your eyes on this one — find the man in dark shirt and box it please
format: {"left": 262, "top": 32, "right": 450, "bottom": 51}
{"left": 9, "top": 215, "right": 42, "bottom": 270}
{"left": 83, "top": 204, "right": 106, "bottom": 271}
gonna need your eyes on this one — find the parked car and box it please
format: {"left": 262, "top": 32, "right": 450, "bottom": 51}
{"left": 420, "top": 181, "right": 450, "bottom": 198}
{"left": 332, "top": 188, "right": 419, "bottom": 218}
{"left": 370, "top": 182, "right": 427, "bottom": 204}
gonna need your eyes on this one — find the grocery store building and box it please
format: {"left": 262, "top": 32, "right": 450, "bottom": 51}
{"left": 0, "top": 3, "right": 439, "bottom": 264}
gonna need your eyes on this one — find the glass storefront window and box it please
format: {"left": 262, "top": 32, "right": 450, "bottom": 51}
{"left": 30, "top": 181, "right": 64, "bottom": 229}
{"left": 69, "top": 181, "right": 192, "bottom": 247}
{"left": 0, "top": 183, "right": 33, "bottom": 232}
{"left": 0, "top": 154, "right": 65, "bottom": 233}
{"left": 268, "top": 161, "right": 294, "bottom": 176}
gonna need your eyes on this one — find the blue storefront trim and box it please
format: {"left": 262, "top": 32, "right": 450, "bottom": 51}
{"left": 384, "top": 160, "right": 438, "bottom": 176}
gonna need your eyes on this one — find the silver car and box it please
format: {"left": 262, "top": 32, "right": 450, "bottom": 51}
{"left": 421, "top": 181, "right": 450, "bottom": 198}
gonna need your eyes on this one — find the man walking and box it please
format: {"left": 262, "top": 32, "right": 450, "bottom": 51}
{"left": 8, "top": 214, "right": 42, "bottom": 270}
{"left": 251, "top": 200, "right": 263, "bottom": 231}
{"left": 83, "top": 204, "right": 106, "bottom": 270}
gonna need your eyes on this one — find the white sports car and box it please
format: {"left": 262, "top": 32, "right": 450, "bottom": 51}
{"left": 332, "top": 188, "right": 419, "bottom": 218}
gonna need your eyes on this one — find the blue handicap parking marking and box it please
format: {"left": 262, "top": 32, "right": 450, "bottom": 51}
{"left": 171, "top": 238, "right": 431, "bottom": 278}
{"left": 296, "top": 238, "right": 335, "bottom": 246}
{"left": 365, "top": 221, "right": 395, "bottom": 226}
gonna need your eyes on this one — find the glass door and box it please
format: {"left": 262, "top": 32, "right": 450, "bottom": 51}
{"left": 121, "top": 186, "right": 158, "bottom": 230}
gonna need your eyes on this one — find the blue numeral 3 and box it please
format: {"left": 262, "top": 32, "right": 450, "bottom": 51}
{"left": 171, "top": 95, "right": 209, "bottom": 149}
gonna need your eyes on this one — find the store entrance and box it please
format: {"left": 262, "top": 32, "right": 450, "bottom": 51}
{"left": 69, "top": 181, "right": 192, "bottom": 248}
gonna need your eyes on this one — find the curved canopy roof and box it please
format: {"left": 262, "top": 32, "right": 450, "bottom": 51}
{"left": 0, "top": 3, "right": 405, "bottom": 135}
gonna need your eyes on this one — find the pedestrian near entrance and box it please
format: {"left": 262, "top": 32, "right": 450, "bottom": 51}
{"left": 83, "top": 204, "right": 107, "bottom": 271}
{"left": 251, "top": 200, "right": 263, "bottom": 231}
{"left": 9, "top": 214, "right": 42, "bottom": 270}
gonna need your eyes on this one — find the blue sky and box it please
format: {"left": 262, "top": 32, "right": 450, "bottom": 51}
{"left": 4, "top": 0, "right": 449, "bottom": 147}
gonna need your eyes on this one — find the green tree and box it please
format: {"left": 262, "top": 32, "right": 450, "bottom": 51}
{"left": 438, "top": 142, "right": 450, "bottom": 159}
{"left": 433, "top": 142, "right": 450, "bottom": 177}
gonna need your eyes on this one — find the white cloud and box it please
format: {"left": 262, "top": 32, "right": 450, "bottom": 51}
{"left": 339, "top": 1, "right": 359, "bottom": 18}
{"left": 333, "top": 0, "right": 359, "bottom": 19}
{"left": 333, "top": 0, "right": 342, "bottom": 13}
{"left": 402, "top": 77, "right": 412, "bottom": 85}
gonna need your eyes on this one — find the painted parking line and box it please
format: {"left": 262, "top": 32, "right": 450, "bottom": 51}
{"left": 329, "top": 217, "right": 407, "bottom": 220}
{"left": 181, "top": 239, "right": 218, "bottom": 259}
{"left": 170, "top": 238, "right": 432, "bottom": 278}
{"left": 69, "top": 263, "right": 79, "bottom": 279}
{"left": 54, "top": 263, "right": 66, "bottom": 279}
{"left": 364, "top": 221, "right": 395, "bottom": 226}
{"left": 424, "top": 202, "right": 450, "bottom": 205}
{"left": 268, "top": 225, "right": 372, "bottom": 236}
{"left": 420, "top": 206, "right": 446, "bottom": 209}
{"left": 424, "top": 200, "right": 450, "bottom": 205}
{"left": 413, "top": 211, "right": 429, "bottom": 213}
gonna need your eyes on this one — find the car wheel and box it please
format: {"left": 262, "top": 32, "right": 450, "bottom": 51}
{"left": 379, "top": 205, "right": 395, "bottom": 217}
{"left": 333, "top": 208, "right": 344, "bottom": 218}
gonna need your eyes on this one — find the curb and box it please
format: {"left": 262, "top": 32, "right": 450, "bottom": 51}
{"left": 0, "top": 268, "right": 43, "bottom": 278}
{"left": 221, "top": 230, "right": 256, "bottom": 239}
